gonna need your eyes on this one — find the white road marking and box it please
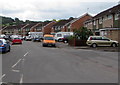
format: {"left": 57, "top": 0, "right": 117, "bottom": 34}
{"left": 20, "top": 74, "right": 23, "bottom": 83}
{"left": 12, "top": 59, "right": 22, "bottom": 68}
{"left": 12, "top": 69, "right": 20, "bottom": 72}
{"left": 12, "top": 52, "right": 28, "bottom": 68}
{"left": 24, "top": 52, "right": 29, "bottom": 57}
{"left": 0, "top": 74, "right": 6, "bottom": 80}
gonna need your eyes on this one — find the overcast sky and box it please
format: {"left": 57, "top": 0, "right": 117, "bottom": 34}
{"left": 0, "top": 0, "right": 119, "bottom": 21}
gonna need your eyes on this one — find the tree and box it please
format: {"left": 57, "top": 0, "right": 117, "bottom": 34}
{"left": 69, "top": 17, "right": 74, "bottom": 21}
{"left": 74, "top": 27, "right": 93, "bottom": 40}
{"left": 15, "top": 18, "right": 20, "bottom": 22}
{"left": 52, "top": 19, "right": 57, "bottom": 21}
{"left": 2, "top": 16, "right": 14, "bottom": 25}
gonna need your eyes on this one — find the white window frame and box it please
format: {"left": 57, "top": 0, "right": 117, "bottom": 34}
{"left": 115, "top": 13, "right": 119, "bottom": 20}
{"left": 93, "top": 20, "right": 96, "bottom": 25}
{"left": 99, "top": 18, "right": 103, "bottom": 24}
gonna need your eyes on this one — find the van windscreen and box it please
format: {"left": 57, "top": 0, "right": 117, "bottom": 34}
{"left": 44, "top": 37, "right": 54, "bottom": 40}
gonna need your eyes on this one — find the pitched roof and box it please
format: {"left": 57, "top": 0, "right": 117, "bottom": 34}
{"left": 23, "top": 23, "right": 39, "bottom": 29}
{"left": 30, "top": 21, "right": 52, "bottom": 29}
{"left": 70, "top": 13, "right": 92, "bottom": 24}
{"left": 65, "top": 13, "right": 92, "bottom": 26}
{"left": 15, "top": 24, "right": 27, "bottom": 29}
{"left": 1, "top": 24, "right": 27, "bottom": 30}
{"left": 52, "top": 19, "right": 73, "bottom": 27}
{"left": 94, "top": 4, "right": 120, "bottom": 19}
{"left": 2, "top": 25, "right": 17, "bottom": 30}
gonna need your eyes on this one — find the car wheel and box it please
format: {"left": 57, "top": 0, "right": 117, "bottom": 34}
{"left": 92, "top": 43, "right": 97, "bottom": 48}
{"left": 8, "top": 46, "right": 11, "bottom": 52}
{"left": 42, "top": 44, "right": 46, "bottom": 47}
{"left": 58, "top": 39, "right": 60, "bottom": 42}
{"left": 53, "top": 44, "right": 56, "bottom": 47}
{"left": 111, "top": 43, "right": 117, "bottom": 47}
{"left": 64, "top": 40, "right": 67, "bottom": 43}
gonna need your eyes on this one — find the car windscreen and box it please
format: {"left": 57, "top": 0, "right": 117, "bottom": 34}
{"left": 44, "top": 37, "right": 54, "bottom": 40}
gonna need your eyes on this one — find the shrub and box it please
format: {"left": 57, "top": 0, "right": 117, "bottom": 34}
{"left": 74, "top": 27, "right": 93, "bottom": 40}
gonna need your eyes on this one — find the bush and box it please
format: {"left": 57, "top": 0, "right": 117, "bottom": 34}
{"left": 68, "top": 27, "right": 93, "bottom": 46}
{"left": 67, "top": 35, "right": 75, "bottom": 40}
{"left": 74, "top": 27, "right": 93, "bottom": 40}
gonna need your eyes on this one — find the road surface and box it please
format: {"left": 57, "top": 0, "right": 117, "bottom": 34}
{"left": 1, "top": 41, "right": 118, "bottom": 83}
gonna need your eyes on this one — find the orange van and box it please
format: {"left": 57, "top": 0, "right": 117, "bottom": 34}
{"left": 42, "top": 34, "right": 56, "bottom": 47}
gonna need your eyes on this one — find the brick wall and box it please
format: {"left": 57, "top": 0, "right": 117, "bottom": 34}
{"left": 43, "top": 21, "right": 56, "bottom": 34}
{"left": 106, "top": 30, "right": 120, "bottom": 43}
{"left": 70, "top": 14, "right": 92, "bottom": 31}
{"left": 61, "top": 26, "right": 67, "bottom": 32}
{"left": 103, "top": 19, "right": 114, "bottom": 28}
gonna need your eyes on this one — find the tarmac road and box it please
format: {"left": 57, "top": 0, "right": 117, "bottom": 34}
{"left": 1, "top": 41, "right": 118, "bottom": 83}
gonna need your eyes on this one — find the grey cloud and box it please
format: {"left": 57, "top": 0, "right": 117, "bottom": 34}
{"left": 1, "top": 2, "right": 118, "bottom": 21}
{"left": 2, "top": 9, "right": 24, "bottom": 14}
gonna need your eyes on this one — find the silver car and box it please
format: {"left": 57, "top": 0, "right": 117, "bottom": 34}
{"left": 86, "top": 36, "right": 119, "bottom": 48}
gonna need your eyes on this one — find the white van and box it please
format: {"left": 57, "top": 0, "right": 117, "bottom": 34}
{"left": 54, "top": 32, "right": 73, "bottom": 41}
{"left": 28, "top": 32, "right": 43, "bottom": 38}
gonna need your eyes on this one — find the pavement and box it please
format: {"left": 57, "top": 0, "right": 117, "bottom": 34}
{"left": 1, "top": 41, "right": 119, "bottom": 83}
{"left": 57, "top": 42, "right": 120, "bottom": 52}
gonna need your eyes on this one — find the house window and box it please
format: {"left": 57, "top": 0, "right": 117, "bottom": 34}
{"left": 107, "top": 15, "right": 112, "bottom": 19}
{"left": 58, "top": 27, "right": 61, "bottom": 30}
{"left": 37, "top": 28, "right": 41, "bottom": 31}
{"left": 18, "top": 29, "right": 20, "bottom": 31}
{"left": 84, "top": 23, "right": 87, "bottom": 27}
{"left": 99, "top": 18, "right": 103, "bottom": 24}
{"left": 115, "top": 13, "right": 119, "bottom": 20}
{"left": 90, "top": 22, "right": 92, "bottom": 24}
{"left": 93, "top": 20, "right": 96, "bottom": 25}
{"left": 103, "top": 15, "right": 107, "bottom": 21}
{"left": 100, "top": 30, "right": 107, "bottom": 36}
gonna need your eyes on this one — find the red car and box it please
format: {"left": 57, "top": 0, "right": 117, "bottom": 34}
{"left": 12, "top": 37, "right": 22, "bottom": 44}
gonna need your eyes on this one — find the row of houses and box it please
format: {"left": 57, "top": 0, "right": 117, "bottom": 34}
{"left": 1, "top": 13, "right": 92, "bottom": 36}
{"left": 0, "top": 4, "right": 120, "bottom": 42}
{"left": 84, "top": 4, "right": 120, "bottom": 42}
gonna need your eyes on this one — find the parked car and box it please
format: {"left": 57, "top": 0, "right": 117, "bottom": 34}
{"left": 25, "top": 36, "right": 32, "bottom": 41}
{"left": 12, "top": 37, "right": 22, "bottom": 44}
{"left": 61, "top": 35, "right": 71, "bottom": 43}
{"left": 22, "top": 36, "right": 26, "bottom": 40}
{"left": 32, "top": 36, "right": 42, "bottom": 42}
{"left": 0, "top": 39, "right": 11, "bottom": 53}
{"left": 86, "top": 36, "right": 119, "bottom": 48}
{"left": 42, "top": 35, "right": 56, "bottom": 47}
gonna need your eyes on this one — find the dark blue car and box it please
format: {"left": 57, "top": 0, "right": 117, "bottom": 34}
{"left": 32, "top": 36, "right": 41, "bottom": 42}
{"left": 0, "top": 39, "right": 11, "bottom": 53}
